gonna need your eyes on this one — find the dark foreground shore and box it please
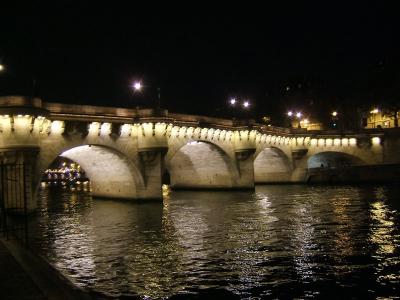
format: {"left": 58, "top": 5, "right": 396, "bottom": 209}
{"left": 0, "top": 238, "right": 92, "bottom": 300}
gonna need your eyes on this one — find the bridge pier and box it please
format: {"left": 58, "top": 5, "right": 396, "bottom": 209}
{"left": 231, "top": 130, "right": 256, "bottom": 189}
{"left": 233, "top": 150, "right": 255, "bottom": 188}
{"left": 290, "top": 148, "right": 309, "bottom": 182}
{"left": 136, "top": 122, "right": 168, "bottom": 198}
{"left": 138, "top": 149, "right": 166, "bottom": 199}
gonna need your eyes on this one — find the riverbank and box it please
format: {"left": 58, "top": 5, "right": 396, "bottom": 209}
{"left": 307, "top": 163, "right": 400, "bottom": 183}
{"left": 0, "top": 238, "right": 92, "bottom": 300}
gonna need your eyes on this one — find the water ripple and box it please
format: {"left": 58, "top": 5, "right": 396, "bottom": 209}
{"left": 29, "top": 185, "right": 400, "bottom": 299}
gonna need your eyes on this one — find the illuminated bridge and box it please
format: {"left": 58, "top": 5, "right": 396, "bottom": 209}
{"left": 1, "top": 96, "right": 399, "bottom": 209}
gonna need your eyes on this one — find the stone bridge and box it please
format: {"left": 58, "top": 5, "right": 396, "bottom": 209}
{"left": 1, "top": 96, "right": 399, "bottom": 208}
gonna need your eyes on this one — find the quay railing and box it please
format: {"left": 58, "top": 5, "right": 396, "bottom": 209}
{"left": 0, "top": 163, "right": 30, "bottom": 247}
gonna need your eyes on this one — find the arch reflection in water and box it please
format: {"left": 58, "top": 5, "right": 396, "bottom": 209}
{"left": 30, "top": 185, "right": 400, "bottom": 299}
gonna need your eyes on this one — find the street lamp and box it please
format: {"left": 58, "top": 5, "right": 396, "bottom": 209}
{"left": 286, "top": 111, "right": 303, "bottom": 128}
{"left": 228, "top": 98, "right": 250, "bottom": 109}
{"left": 228, "top": 98, "right": 251, "bottom": 121}
{"left": 0, "top": 63, "right": 38, "bottom": 96}
{"left": 132, "top": 81, "right": 142, "bottom": 91}
{"left": 330, "top": 111, "right": 339, "bottom": 128}
{"left": 131, "top": 81, "right": 161, "bottom": 109}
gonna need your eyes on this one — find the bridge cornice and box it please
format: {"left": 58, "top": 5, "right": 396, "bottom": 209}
{"left": 1, "top": 97, "right": 399, "bottom": 200}
{"left": 1, "top": 97, "right": 398, "bottom": 139}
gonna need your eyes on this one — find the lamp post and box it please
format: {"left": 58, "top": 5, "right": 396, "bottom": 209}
{"left": 229, "top": 98, "right": 251, "bottom": 124}
{"left": 287, "top": 111, "right": 302, "bottom": 128}
{"left": 132, "top": 81, "right": 142, "bottom": 91}
{"left": 130, "top": 81, "right": 142, "bottom": 110}
{"left": 0, "top": 63, "right": 38, "bottom": 97}
{"left": 131, "top": 81, "right": 161, "bottom": 110}
{"left": 331, "top": 111, "right": 339, "bottom": 129}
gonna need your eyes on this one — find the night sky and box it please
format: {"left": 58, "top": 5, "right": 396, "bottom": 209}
{"left": 1, "top": 3, "right": 399, "bottom": 126}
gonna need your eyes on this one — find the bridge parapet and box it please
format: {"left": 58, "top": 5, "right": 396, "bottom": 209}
{"left": 0, "top": 96, "right": 399, "bottom": 205}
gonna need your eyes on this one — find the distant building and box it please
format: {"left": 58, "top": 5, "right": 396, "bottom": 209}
{"left": 291, "top": 119, "right": 323, "bottom": 130}
{"left": 365, "top": 110, "right": 399, "bottom": 128}
{"left": 42, "top": 157, "right": 89, "bottom": 186}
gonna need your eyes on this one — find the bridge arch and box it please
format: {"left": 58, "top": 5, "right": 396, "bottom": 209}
{"left": 307, "top": 151, "right": 365, "bottom": 169}
{"left": 166, "top": 140, "right": 237, "bottom": 188}
{"left": 254, "top": 147, "right": 292, "bottom": 183}
{"left": 306, "top": 151, "right": 367, "bottom": 183}
{"left": 39, "top": 144, "right": 145, "bottom": 199}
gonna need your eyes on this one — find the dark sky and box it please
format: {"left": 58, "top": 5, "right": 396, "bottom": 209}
{"left": 1, "top": 2, "right": 399, "bottom": 124}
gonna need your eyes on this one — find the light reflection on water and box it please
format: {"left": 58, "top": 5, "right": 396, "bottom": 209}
{"left": 30, "top": 185, "right": 400, "bottom": 299}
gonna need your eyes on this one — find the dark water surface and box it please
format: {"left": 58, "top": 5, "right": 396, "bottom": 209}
{"left": 30, "top": 185, "right": 400, "bottom": 299}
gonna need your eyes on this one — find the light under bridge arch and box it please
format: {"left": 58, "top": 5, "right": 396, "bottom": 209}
{"left": 165, "top": 140, "right": 238, "bottom": 189}
{"left": 307, "top": 151, "right": 365, "bottom": 169}
{"left": 254, "top": 147, "right": 292, "bottom": 183}
{"left": 306, "top": 151, "right": 367, "bottom": 183}
{"left": 40, "top": 144, "right": 145, "bottom": 199}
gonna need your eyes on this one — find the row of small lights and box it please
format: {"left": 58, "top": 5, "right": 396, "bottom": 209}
{"left": 1, "top": 70, "right": 382, "bottom": 117}
{"left": 133, "top": 79, "right": 382, "bottom": 118}
{"left": 0, "top": 115, "right": 46, "bottom": 119}
{"left": 287, "top": 109, "right": 380, "bottom": 118}
{"left": 288, "top": 111, "right": 338, "bottom": 118}
{"left": 287, "top": 109, "right": 378, "bottom": 120}
{"left": 133, "top": 80, "right": 253, "bottom": 109}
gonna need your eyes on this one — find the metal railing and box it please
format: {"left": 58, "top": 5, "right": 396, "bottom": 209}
{"left": 0, "top": 163, "right": 29, "bottom": 247}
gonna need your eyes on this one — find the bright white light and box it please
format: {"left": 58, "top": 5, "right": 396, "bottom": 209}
{"left": 287, "top": 111, "right": 293, "bottom": 117}
{"left": 243, "top": 101, "right": 250, "bottom": 108}
{"left": 332, "top": 111, "right": 338, "bottom": 117}
{"left": 311, "top": 138, "right": 318, "bottom": 146}
{"left": 230, "top": 98, "right": 236, "bottom": 105}
{"left": 120, "top": 124, "right": 132, "bottom": 136}
{"left": 296, "top": 112, "right": 302, "bottom": 118}
{"left": 88, "top": 122, "right": 100, "bottom": 135}
{"left": 370, "top": 108, "right": 379, "bottom": 114}
{"left": 50, "top": 121, "right": 65, "bottom": 134}
{"left": 0, "top": 64, "right": 4, "bottom": 71}
{"left": 133, "top": 81, "right": 142, "bottom": 91}
{"left": 372, "top": 137, "right": 381, "bottom": 145}
{"left": 100, "top": 123, "right": 111, "bottom": 136}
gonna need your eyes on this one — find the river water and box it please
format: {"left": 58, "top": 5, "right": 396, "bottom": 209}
{"left": 29, "top": 185, "right": 400, "bottom": 299}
